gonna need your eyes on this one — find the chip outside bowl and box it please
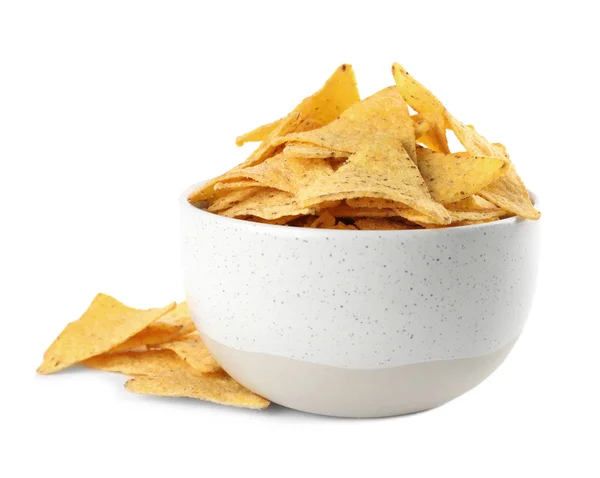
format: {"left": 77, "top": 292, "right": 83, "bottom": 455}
{"left": 180, "top": 182, "right": 540, "bottom": 418}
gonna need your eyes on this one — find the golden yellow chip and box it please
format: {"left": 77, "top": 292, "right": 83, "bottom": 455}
{"left": 354, "top": 218, "right": 413, "bottom": 230}
{"left": 327, "top": 204, "right": 407, "bottom": 218}
{"left": 235, "top": 64, "right": 359, "bottom": 149}
{"left": 153, "top": 333, "right": 221, "bottom": 373}
{"left": 84, "top": 349, "right": 199, "bottom": 376}
{"left": 37, "top": 294, "right": 176, "bottom": 374}
{"left": 207, "top": 187, "right": 268, "bottom": 213}
{"left": 416, "top": 147, "right": 509, "bottom": 203}
{"left": 235, "top": 119, "right": 281, "bottom": 147}
{"left": 283, "top": 143, "right": 349, "bottom": 159}
{"left": 110, "top": 302, "right": 195, "bottom": 352}
{"left": 274, "top": 87, "right": 417, "bottom": 162}
{"left": 125, "top": 373, "right": 270, "bottom": 409}
{"left": 346, "top": 197, "right": 407, "bottom": 209}
{"left": 247, "top": 215, "right": 300, "bottom": 225}
{"left": 412, "top": 113, "right": 432, "bottom": 140}
{"left": 392, "top": 63, "right": 450, "bottom": 154}
{"left": 445, "top": 194, "right": 501, "bottom": 212}
{"left": 398, "top": 208, "right": 505, "bottom": 226}
{"left": 310, "top": 211, "right": 337, "bottom": 228}
{"left": 296, "top": 139, "right": 451, "bottom": 224}
{"left": 219, "top": 188, "right": 339, "bottom": 220}
{"left": 214, "top": 179, "right": 261, "bottom": 194}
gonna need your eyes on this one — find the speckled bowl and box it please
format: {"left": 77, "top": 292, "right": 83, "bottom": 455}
{"left": 181, "top": 183, "right": 540, "bottom": 417}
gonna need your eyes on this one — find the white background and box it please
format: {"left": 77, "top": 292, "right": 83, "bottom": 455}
{"left": 1, "top": 1, "right": 599, "bottom": 477}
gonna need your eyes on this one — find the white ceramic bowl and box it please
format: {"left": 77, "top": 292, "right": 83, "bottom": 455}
{"left": 180, "top": 183, "right": 540, "bottom": 417}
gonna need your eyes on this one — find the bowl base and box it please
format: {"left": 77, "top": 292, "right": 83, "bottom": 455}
{"left": 201, "top": 334, "right": 519, "bottom": 418}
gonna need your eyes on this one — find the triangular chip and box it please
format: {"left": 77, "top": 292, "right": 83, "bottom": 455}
{"left": 398, "top": 208, "right": 505, "bottom": 226}
{"left": 283, "top": 143, "right": 349, "bottom": 160}
{"left": 235, "top": 64, "right": 359, "bottom": 147}
{"left": 214, "top": 179, "right": 262, "bottom": 194}
{"left": 83, "top": 349, "right": 200, "bottom": 376}
{"left": 153, "top": 333, "right": 221, "bottom": 373}
{"left": 392, "top": 63, "right": 450, "bottom": 154}
{"left": 274, "top": 87, "right": 417, "bottom": 162}
{"left": 326, "top": 204, "right": 407, "bottom": 218}
{"left": 235, "top": 119, "right": 281, "bottom": 147}
{"left": 37, "top": 294, "right": 176, "bottom": 374}
{"left": 446, "top": 194, "right": 501, "bottom": 212}
{"left": 346, "top": 197, "right": 407, "bottom": 209}
{"left": 416, "top": 147, "right": 509, "bottom": 203}
{"left": 445, "top": 115, "right": 539, "bottom": 219}
{"left": 219, "top": 188, "right": 338, "bottom": 220}
{"left": 296, "top": 139, "right": 451, "bottom": 224}
{"left": 217, "top": 154, "right": 333, "bottom": 194}
{"left": 125, "top": 374, "right": 270, "bottom": 409}
{"left": 354, "top": 218, "right": 413, "bottom": 230}
{"left": 110, "top": 302, "right": 195, "bottom": 352}
{"left": 207, "top": 187, "right": 267, "bottom": 213}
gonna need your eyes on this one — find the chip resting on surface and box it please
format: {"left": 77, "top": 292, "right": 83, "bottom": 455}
{"left": 37, "top": 294, "right": 176, "bottom": 374}
{"left": 152, "top": 333, "right": 221, "bottom": 373}
{"left": 125, "top": 374, "right": 270, "bottom": 409}
{"left": 83, "top": 349, "right": 201, "bottom": 376}
{"left": 111, "top": 302, "right": 195, "bottom": 352}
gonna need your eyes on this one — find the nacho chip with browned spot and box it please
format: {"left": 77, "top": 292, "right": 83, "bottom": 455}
{"left": 125, "top": 373, "right": 270, "bottom": 409}
{"left": 152, "top": 333, "right": 221, "bottom": 373}
{"left": 37, "top": 294, "right": 176, "bottom": 374}
{"left": 392, "top": 63, "right": 450, "bottom": 154}
{"left": 416, "top": 147, "right": 509, "bottom": 203}
{"left": 354, "top": 218, "right": 413, "bottom": 230}
{"left": 83, "top": 349, "right": 200, "bottom": 376}
{"left": 274, "top": 87, "right": 417, "bottom": 162}
{"left": 297, "top": 139, "right": 451, "bottom": 224}
{"left": 310, "top": 211, "right": 337, "bottom": 228}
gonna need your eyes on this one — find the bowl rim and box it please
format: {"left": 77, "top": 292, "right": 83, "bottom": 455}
{"left": 180, "top": 181, "right": 539, "bottom": 236}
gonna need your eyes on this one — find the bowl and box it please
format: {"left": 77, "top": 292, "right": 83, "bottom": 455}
{"left": 180, "top": 183, "right": 540, "bottom": 417}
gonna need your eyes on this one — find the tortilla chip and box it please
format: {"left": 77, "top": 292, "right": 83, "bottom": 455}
{"left": 235, "top": 119, "right": 281, "bottom": 147}
{"left": 214, "top": 179, "right": 261, "bottom": 194}
{"left": 398, "top": 208, "right": 505, "bottom": 226}
{"left": 110, "top": 302, "right": 195, "bottom": 352}
{"left": 219, "top": 188, "right": 338, "bottom": 220}
{"left": 327, "top": 204, "right": 408, "bottom": 218}
{"left": 153, "top": 333, "right": 221, "bottom": 373}
{"left": 274, "top": 87, "right": 417, "bottom": 162}
{"left": 309, "top": 211, "right": 337, "bottom": 228}
{"left": 37, "top": 294, "right": 176, "bottom": 374}
{"left": 207, "top": 187, "right": 267, "bottom": 213}
{"left": 296, "top": 139, "right": 451, "bottom": 224}
{"left": 83, "top": 349, "right": 200, "bottom": 376}
{"left": 412, "top": 113, "right": 432, "bottom": 140}
{"left": 392, "top": 63, "right": 450, "bottom": 154}
{"left": 416, "top": 147, "right": 509, "bottom": 203}
{"left": 354, "top": 218, "right": 413, "bottom": 230}
{"left": 445, "top": 194, "right": 502, "bottom": 212}
{"left": 346, "top": 197, "right": 407, "bottom": 209}
{"left": 125, "top": 374, "right": 270, "bottom": 409}
{"left": 333, "top": 222, "right": 357, "bottom": 230}
{"left": 283, "top": 143, "right": 349, "bottom": 160}
{"left": 247, "top": 215, "right": 300, "bottom": 225}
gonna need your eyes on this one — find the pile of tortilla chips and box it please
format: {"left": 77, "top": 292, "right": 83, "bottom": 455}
{"left": 37, "top": 293, "right": 269, "bottom": 409}
{"left": 189, "top": 63, "right": 539, "bottom": 229}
